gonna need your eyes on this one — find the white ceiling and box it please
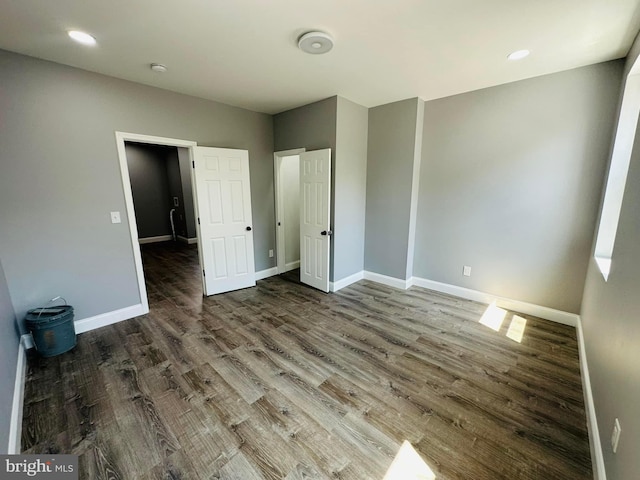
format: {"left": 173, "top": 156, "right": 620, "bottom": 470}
{"left": 0, "top": 0, "right": 639, "bottom": 114}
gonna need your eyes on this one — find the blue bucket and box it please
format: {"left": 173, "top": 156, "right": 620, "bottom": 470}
{"left": 25, "top": 304, "right": 76, "bottom": 357}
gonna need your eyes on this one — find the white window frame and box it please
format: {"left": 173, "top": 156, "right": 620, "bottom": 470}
{"left": 594, "top": 58, "right": 640, "bottom": 281}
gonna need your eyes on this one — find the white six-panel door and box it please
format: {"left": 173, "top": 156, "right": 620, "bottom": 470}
{"left": 192, "top": 147, "right": 256, "bottom": 295}
{"left": 300, "top": 149, "right": 331, "bottom": 292}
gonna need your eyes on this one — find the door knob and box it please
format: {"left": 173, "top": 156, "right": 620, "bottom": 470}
{"left": 321, "top": 230, "right": 333, "bottom": 236}
{"left": 246, "top": 226, "right": 252, "bottom": 231}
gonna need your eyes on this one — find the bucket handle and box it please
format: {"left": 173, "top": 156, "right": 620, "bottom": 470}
{"left": 36, "top": 296, "right": 68, "bottom": 321}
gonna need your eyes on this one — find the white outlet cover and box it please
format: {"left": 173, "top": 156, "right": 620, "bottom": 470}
{"left": 463, "top": 266, "right": 472, "bottom": 277}
{"left": 612, "top": 418, "right": 621, "bottom": 453}
{"left": 110, "top": 211, "right": 121, "bottom": 224}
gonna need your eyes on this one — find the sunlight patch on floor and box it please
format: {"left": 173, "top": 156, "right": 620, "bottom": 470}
{"left": 478, "top": 302, "right": 528, "bottom": 343}
{"left": 479, "top": 301, "right": 506, "bottom": 332}
{"left": 506, "top": 315, "right": 527, "bottom": 343}
{"left": 383, "top": 440, "right": 436, "bottom": 480}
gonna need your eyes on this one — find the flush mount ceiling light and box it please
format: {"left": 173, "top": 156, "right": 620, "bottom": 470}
{"left": 298, "top": 31, "right": 334, "bottom": 54}
{"left": 67, "top": 30, "right": 96, "bottom": 46}
{"left": 150, "top": 63, "right": 168, "bottom": 73}
{"left": 507, "top": 49, "right": 530, "bottom": 61}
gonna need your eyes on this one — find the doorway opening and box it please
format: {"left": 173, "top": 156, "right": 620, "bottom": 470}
{"left": 274, "top": 148, "right": 332, "bottom": 293}
{"left": 115, "top": 132, "right": 198, "bottom": 313}
{"left": 274, "top": 149, "right": 305, "bottom": 274}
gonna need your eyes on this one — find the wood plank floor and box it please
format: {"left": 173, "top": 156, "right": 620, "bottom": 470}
{"left": 22, "top": 242, "right": 592, "bottom": 479}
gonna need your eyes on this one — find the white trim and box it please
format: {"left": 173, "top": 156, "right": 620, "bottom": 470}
{"left": 115, "top": 131, "right": 198, "bottom": 314}
{"left": 330, "top": 271, "right": 364, "bottom": 292}
{"left": 576, "top": 317, "right": 606, "bottom": 480}
{"left": 593, "top": 62, "right": 640, "bottom": 282}
{"left": 405, "top": 99, "right": 424, "bottom": 279}
{"left": 255, "top": 267, "right": 278, "bottom": 281}
{"left": 274, "top": 148, "right": 305, "bottom": 274}
{"left": 74, "top": 304, "right": 147, "bottom": 334}
{"left": 285, "top": 260, "right": 300, "bottom": 272}
{"left": 177, "top": 235, "right": 198, "bottom": 245}
{"left": 8, "top": 336, "right": 29, "bottom": 454}
{"left": 363, "top": 271, "right": 412, "bottom": 290}
{"left": 138, "top": 235, "right": 173, "bottom": 244}
{"left": 411, "top": 277, "right": 579, "bottom": 326}
{"left": 274, "top": 148, "right": 307, "bottom": 157}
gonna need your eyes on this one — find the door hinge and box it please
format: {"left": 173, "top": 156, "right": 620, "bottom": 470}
{"left": 203, "top": 269, "right": 206, "bottom": 277}
{"left": 197, "top": 217, "right": 200, "bottom": 225}
{"left": 192, "top": 160, "right": 195, "bottom": 168}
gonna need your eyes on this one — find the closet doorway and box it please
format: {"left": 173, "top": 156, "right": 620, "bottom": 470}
{"left": 274, "top": 148, "right": 332, "bottom": 293}
{"left": 274, "top": 149, "right": 305, "bottom": 274}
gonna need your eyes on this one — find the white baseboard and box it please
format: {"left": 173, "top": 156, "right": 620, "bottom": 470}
{"left": 411, "top": 277, "right": 579, "bottom": 326}
{"left": 255, "top": 267, "right": 278, "bottom": 281}
{"left": 576, "top": 318, "right": 606, "bottom": 480}
{"left": 285, "top": 260, "right": 300, "bottom": 271}
{"left": 8, "top": 336, "right": 29, "bottom": 454}
{"left": 330, "top": 271, "right": 364, "bottom": 292}
{"left": 138, "top": 235, "right": 173, "bottom": 244}
{"left": 74, "top": 304, "right": 148, "bottom": 334}
{"left": 177, "top": 235, "right": 198, "bottom": 245}
{"left": 363, "top": 271, "right": 412, "bottom": 290}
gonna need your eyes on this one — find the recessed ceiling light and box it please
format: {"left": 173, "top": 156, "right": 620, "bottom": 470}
{"left": 298, "top": 31, "right": 334, "bottom": 55}
{"left": 507, "top": 49, "right": 530, "bottom": 61}
{"left": 67, "top": 30, "right": 96, "bottom": 46}
{"left": 150, "top": 63, "right": 168, "bottom": 73}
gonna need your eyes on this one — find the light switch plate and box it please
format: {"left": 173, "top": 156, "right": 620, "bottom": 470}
{"left": 110, "top": 211, "right": 121, "bottom": 224}
{"left": 463, "top": 265, "right": 472, "bottom": 277}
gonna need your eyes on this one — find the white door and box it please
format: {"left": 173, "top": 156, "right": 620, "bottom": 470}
{"left": 192, "top": 147, "right": 256, "bottom": 295}
{"left": 300, "top": 149, "right": 331, "bottom": 292}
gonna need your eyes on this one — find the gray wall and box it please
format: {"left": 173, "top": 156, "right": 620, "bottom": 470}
{"left": 0, "top": 258, "right": 19, "bottom": 454}
{"left": 365, "top": 98, "right": 422, "bottom": 280}
{"left": 334, "top": 97, "right": 369, "bottom": 281}
{"left": 0, "top": 49, "right": 274, "bottom": 324}
{"left": 581, "top": 35, "right": 640, "bottom": 480}
{"left": 126, "top": 143, "right": 173, "bottom": 238}
{"left": 414, "top": 62, "right": 623, "bottom": 313}
{"left": 273, "top": 97, "right": 338, "bottom": 280}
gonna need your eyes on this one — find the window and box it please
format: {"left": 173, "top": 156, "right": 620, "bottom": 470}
{"left": 594, "top": 59, "right": 640, "bottom": 281}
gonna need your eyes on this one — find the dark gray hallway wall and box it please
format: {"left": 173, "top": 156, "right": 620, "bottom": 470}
{"left": 581, "top": 35, "right": 640, "bottom": 480}
{"left": 364, "top": 98, "right": 421, "bottom": 280}
{"left": 0, "top": 258, "right": 19, "bottom": 454}
{"left": 126, "top": 143, "right": 173, "bottom": 238}
{"left": 273, "top": 97, "right": 338, "bottom": 280}
{"left": 0, "top": 49, "right": 274, "bottom": 324}
{"left": 414, "top": 61, "right": 623, "bottom": 313}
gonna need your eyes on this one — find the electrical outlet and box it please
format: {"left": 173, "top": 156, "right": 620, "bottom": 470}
{"left": 463, "top": 265, "right": 471, "bottom": 277}
{"left": 110, "top": 211, "right": 121, "bottom": 224}
{"left": 269, "top": 249, "right": 274, "bottom": 258}
{"left": 611, "top": 418, "right": 621, "bottom": 453}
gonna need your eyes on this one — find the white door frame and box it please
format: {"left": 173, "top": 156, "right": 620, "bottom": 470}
{"left": 115, "top": 131, "right": 198, "bottom": 313}
{"left": 273, "top": 148, "right": 305, "bottom": 274}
